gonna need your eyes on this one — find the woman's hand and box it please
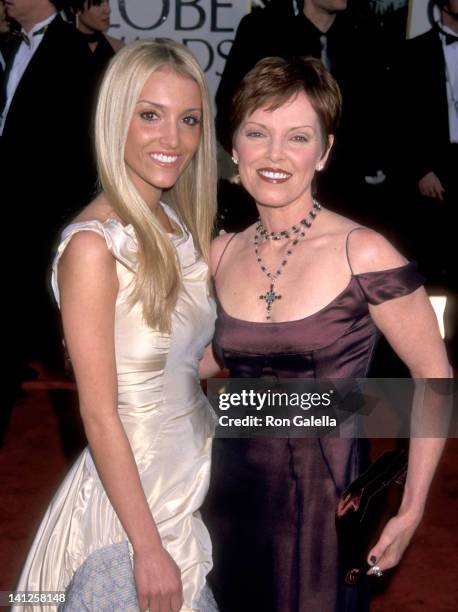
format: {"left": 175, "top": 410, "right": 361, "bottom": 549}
{"left": 366, "top": 509, "right": 422, "bottom": 575}
{"left": 134, "top": 545, "right": 183, "bottom": 612}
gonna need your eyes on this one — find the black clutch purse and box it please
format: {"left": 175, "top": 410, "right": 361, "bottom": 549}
{"left": 335, "top": 449, "right": 408, "bottom": 585}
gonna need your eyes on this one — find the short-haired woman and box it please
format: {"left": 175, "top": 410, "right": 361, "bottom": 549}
{"left": 70, "top": 0, "right": 124, "bottom": 72}
{"left": 203, "top": 56, "right": 451, "bottom": 612}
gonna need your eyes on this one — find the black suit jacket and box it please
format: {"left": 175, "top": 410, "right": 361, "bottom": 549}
{"left": 1, "top": 15, "right": 97, "bottom": 232}
{"left": 402, "top": 28, "right": 450, "bottom": 184}
{"left": 215, "top": 6, "right": 298, "bottom": 151}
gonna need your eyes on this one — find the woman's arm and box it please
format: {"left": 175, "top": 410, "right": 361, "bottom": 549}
{"left": 58, "top": 231, "right": 182, "bottom": 612}
{"left": 367, "top": 287, "right": 451, "bottom": 572}
{"left": 348, "top": 229, "right": 452, "bottom": 574}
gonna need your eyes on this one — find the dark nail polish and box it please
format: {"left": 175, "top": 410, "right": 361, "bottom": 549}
{"left": 370, "top": 555, "right": 377, "bottom": 565}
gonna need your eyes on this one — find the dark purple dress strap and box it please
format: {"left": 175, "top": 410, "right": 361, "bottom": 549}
{"left": 214, "top": 233, "right": 237, "bottom": 278}
{"left": 355, "top": 261, "right": 424, "bottom": 305}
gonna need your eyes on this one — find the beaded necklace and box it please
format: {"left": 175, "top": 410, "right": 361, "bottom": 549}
{"left": 254, "top": 200, "right": 321, "bottom": 320}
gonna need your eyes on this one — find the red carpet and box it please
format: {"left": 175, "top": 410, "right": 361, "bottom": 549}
{"left": 1, "top": 371, "right": 457, "bottom": 611}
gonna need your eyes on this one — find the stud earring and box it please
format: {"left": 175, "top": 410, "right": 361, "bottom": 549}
{"left": 317, "top": 163, "right": 323, "bottom": 171}
{"left": 232, "top": 155, "right": 238, "bottom": 165}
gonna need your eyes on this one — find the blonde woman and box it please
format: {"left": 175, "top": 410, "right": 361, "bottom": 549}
{"left": 14, "top": 40, "right": 218, "bottom": 612}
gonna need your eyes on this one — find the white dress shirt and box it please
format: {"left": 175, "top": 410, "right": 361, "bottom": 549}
{"left": 439, "top": 23, "right": 458, "bottom": 144}
{"left": 0, "top": 12, "right": 56, "bottom": 135}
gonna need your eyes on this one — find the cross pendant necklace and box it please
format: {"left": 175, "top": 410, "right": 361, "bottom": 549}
{"left": 254, "top": 199, "right": 321, "bottom": 320}
{"left": 259, "top": 283, "right": 282, "bottom": 319}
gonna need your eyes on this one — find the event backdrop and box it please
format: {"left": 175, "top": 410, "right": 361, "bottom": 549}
{"left": 106, "top": 1, "right": 249, "bottom": 100}
{"left": 408, "top": 0, "right": 430, "bottom": 36}
{"left": 105, "top": 1, "right": 432, "bottom": 99}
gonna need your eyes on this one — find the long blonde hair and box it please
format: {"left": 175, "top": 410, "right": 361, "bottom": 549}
{"left": 95, "top": 39, "right": 216, "bottom": 332}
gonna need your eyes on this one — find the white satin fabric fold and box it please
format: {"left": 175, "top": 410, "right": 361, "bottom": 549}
{"left": 14, "top": 204, "right": 216, "bottom": 611}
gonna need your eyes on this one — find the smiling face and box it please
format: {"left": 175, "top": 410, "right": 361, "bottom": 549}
{"left": 124, "top": 65, "right": 202, "bottom": 204}
{"left": 233, "top": 91, "right": 332, "bottom": 210}
{"left": 77, "top": 0, "right": 110, "bottom": 34}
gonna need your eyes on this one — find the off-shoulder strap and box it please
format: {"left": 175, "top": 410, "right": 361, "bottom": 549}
{"left": 51, "top": 219, "right": 136, "bottom": 307}
{"left": 345, "top": 227, "right": 424, "bottom": 303}
{"left": 214, "top": 233, "right": 237, "bottom": 278}
{"left": 355, "top": 262, "right": 424, "bottom": 305}
{"left": 345, "top": 227, "right": 366, "bottom": 275}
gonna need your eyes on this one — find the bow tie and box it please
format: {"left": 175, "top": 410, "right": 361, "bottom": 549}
{"left": 445, "top": 32, "right": 458, "bottom": 45}
{"left": 20, "top": 24, "right": 49, "bottom": 47}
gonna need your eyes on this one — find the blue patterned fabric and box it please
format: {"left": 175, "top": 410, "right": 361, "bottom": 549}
{"left": 197, "top": 583, "right": 219, "bottom": 612}
{"left": 60, "top": 540, "right": 218, "bottom": 611}
{"left": 60, "top": 541, "right": 138, "bottom": 611}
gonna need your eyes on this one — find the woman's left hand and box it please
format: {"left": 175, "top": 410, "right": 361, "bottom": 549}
{"left": 366, "top": 509, "right": 423, "bottom": 575}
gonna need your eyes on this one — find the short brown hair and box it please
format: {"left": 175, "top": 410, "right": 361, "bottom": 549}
{"left": 230, "top": 56, "right": 342, "bottom": 149}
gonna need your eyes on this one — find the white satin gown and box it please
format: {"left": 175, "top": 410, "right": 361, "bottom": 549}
{"left": 13, "top": 204, "right": 217, "bottom": 611}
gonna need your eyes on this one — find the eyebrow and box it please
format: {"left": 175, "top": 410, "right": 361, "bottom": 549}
{"left": 244, "top": 120, "right": 315, "bottom": 131}
{"left": 136, "top": 99, "right": 202, "bottom": 112}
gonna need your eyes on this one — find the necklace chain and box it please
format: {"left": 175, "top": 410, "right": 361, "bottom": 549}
{"left": 256, "top": 199, "right": 321, "bottom": 241}
{"left": 254, "top": 199, "right": 321, "bottom": 320}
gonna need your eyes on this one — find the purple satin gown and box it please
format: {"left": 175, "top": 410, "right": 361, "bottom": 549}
{"left": 204, "top": 261, "right": 423, "bottom": 612}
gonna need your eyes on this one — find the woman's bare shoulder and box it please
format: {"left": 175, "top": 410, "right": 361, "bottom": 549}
{"left": 59, "top": 228, "right": 113, "bottom": 271}
{"left": 325, "top": 209, "right": 407, "bottom": 274}
{"left": 60, "top": 194, "right": 120, "bottom": 270}
{"left": 210, "top": 224, "right": 254, "bottom": 275}
{"left": 317, "top": 208, "right": 406, "bottom": 273}
{"left": 346, "top": 228, "right": 407, "bottom": 274}
{"left": 210, "top": 232, "right": 236, "bottom": 276}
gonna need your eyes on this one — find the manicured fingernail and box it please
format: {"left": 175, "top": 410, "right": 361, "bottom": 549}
{"left": 370, "top": 555, "right": 377, "bottom": 565}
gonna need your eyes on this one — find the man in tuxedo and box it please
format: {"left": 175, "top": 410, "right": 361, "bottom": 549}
{"left": 403, "top": 0, "right": 457, "bottom": 211}
{"left": 215, "top": 0, "right": 388, "bottom": 229}
{"left": 1, "top": 0, "right": 97, "bottom": 380}
{"left": 401, "top": 0, "right": 457, "bottom": 363}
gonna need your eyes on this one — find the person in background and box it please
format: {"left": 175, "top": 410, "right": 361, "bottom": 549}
{"left": 70, "top": 0, "right": 123, "bottom": 77}
{"left": 399, "top": 0, "right": 457, "bottom": 366}
{"left": 1, "top": 0, "right": 96, "bottom": 381}
{"left": 13, "top": 39, "right": 219, "bottom": 612}
{"left": 202, "top": 55, "right": 451, "bottom": 612}
{"left": 0, "top": 1, "right": 21, "bottom": 433}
